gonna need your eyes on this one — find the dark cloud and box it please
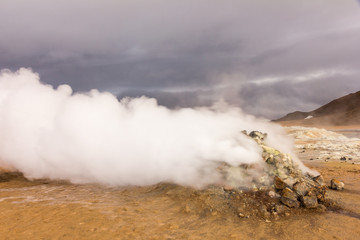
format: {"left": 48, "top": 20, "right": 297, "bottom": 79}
{"left": 1, "top": 0, "right": 360, "bottom": 119}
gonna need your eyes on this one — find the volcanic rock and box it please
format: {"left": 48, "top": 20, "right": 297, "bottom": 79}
{"left": 274, "top": 176, "right": 286, "bottom": 190}
{"left": 293, "top": 181, "right": 309, "bottom": 197}
{"left": 274, "top": 204, "right": 288, "bottom": 214}
{"left": 259, "top": 205, "right": 271, "bottom": 219}
{"left": 315, "top": 186, "right": 327, "bottom": 203}
{"left": 313, "top": 175, "right": 324, "bottom": 186}
{"left": 330, "top": 179, "right": 344, "bottom": 190}
{"left": 220, "top": 130, "right": 327, "bottom": 212}
{"left": 281, "top": 188, "right": 300, "bottom": 208}
{"left": 301, "top": 190, "right": 318, "bottom": 208}
{"left": 268, "top": 190, "right": 279, "bottom": 198}
{"left": 249, "top": 131, "right": 267, "bottom": 144}
{"left": 223, "top": 185, "right": 234, "bottom": 191}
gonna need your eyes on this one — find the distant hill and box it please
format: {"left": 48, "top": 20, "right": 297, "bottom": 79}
{"left": 275, "top": 90, "right": 360, "bottom": 126}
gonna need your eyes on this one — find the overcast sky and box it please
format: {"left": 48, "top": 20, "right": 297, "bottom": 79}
{"left": 1, "top": 0, "right": 360, "bottom": 119}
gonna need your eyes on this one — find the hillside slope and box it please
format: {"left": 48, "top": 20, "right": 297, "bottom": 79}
{"left": 275, "top": 90, "right": 360, "bottom": 125}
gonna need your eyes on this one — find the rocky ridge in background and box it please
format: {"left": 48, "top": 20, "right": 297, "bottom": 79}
{"left": 275, "top": 90, "right": 360, "bottom": 125}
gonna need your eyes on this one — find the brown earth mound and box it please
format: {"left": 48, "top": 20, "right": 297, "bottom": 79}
{"left": 275, "top": 90, "right": 360, "bottom": 126}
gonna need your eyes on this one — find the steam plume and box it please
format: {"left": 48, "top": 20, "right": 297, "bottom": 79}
{"left": 0, "top": 68, "right": 304, "bottom": 187}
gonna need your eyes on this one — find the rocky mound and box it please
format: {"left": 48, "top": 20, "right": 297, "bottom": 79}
{"left": 162, "top": 130, "right": 331, "bottom": 221}
{"left": 0, "top": 130, "right": 332, "bottom": 221}
{"left": 219, "top": 131, "right": 327, "bottom": 210}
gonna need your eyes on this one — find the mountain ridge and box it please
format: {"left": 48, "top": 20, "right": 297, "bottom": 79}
{"left": 275, "top": 90, "right": 360, "bottom": 125}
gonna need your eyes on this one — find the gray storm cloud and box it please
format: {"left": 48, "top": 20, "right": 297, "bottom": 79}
{"left": 1, "top": 0, "right": 360, "bottom": 118}
{"left": 0, "top": 68, "right": 307, "bottom": 187}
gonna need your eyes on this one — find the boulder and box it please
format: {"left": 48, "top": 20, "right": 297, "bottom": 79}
{"left": 313, "top": 175, "right": 324, "bottom": 186}
{"left": 274, "top": 176, "right": 286, "bottom": 190}
{"left": 330, "top": 179, "right": 344, "bottom": 191}
{"left": 280, "top": 188, "right": 300, "bottom": 208}
{"left": 293, "top": 181, "right": 309, "bottom": 197}
{"left": 315, "top": 186, "right": 327, "bottom": 202}
{"left": 301, "top": 190, "right": 318, "bottom": 208}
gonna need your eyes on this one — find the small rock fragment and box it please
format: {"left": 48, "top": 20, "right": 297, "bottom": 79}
{"left": 272, "top": 212, "right": 280, "bottom": 220}
{"left": 280, "top": 188, "right": 300, "bottom": 208}
{"left": 283, "top": 178, "right": 297, "bottom": 189}
{"left": 274, "top": 204, "right": 288, "bottom": 214}
{"left": 330, "top": 179, "right": 344, "bottom": 190}
{"left": 268, "top": 190, "right": 277, "bottom": 198}
{"left": 293, "top": 181, "right": 309, "bottom": 197}
{"left": 223, "top": 185, "right": 234, "bottom": 191}
{"left": 274, "top": 176, "right": 286, "bottom": 190}
{"left": 259, "top": 205, "right": 270, "bottom": 219}
{"left": 301, "top": 190, "right": 318, "bottom": 208}
{"left": 313, "top": 175, "right": 324, "bottom": 186}
{"left": 315, "top": 186, "right": 327, "bottom": 202}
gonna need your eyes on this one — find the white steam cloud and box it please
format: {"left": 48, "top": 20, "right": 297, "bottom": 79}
{"left": 0, "top": 68, "right": 304, "bottom": 187}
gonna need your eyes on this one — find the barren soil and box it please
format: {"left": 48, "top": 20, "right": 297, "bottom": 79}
{"left": 0, "top": 127, "right": 359, "bottom": 239}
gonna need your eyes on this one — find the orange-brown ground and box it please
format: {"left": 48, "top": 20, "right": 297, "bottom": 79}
{"left": 1, "top": 162, "right": 359, "bottom": 239}
{"left": 0, "top": 126, "right": 359, "bottom": 239}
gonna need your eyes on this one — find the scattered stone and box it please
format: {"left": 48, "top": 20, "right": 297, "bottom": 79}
{"left": 223, "top": 185, "right": 234, "bottom": 191}
{"left": 330, "top": 179, "right": 344, "bottom": 190}
{"left": 259, "top": 205, "right": 271, "bottom": 219}
{"left": 272, "top": 212, "right": 280, "bottom": 220}
{"left": 301, "top": 190, "right": 318, "bottom": 208}
{"left": 283, "top": 178, "right": 297, "bottom": 189}
{"left": 274, "top": 204, "right": 288, "bottom": 214}
{"left": 315, "top": 186, "right": 327, "bottom": 203}
{"left": 268, "top": 190, "right": 278, "bottom": 198}
{"left": 281, "top": 188, "right": 300, "bottom": 208}
{"left": 249, "top": 131, "right": 267, "bottom": 144}
{"left": 274, "top": 176, "right": 286, "bottom": 190}
{"left": 293, "top": 181, "right": 309, "bottom": 197}
{"left": 313, "top": 175, "right": 324, "bottom": 186}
